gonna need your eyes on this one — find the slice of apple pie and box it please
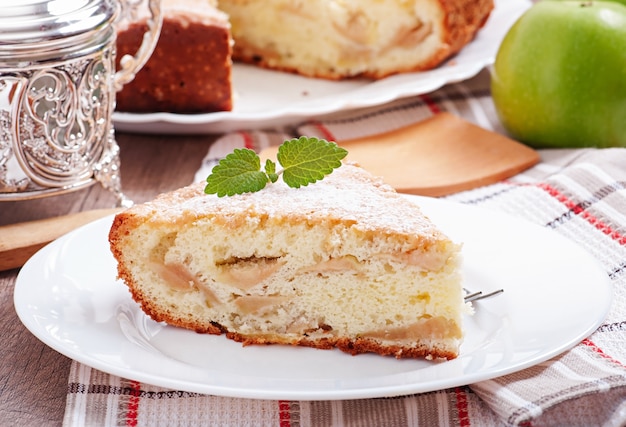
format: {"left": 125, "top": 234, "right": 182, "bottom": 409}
{"left": 109, "top": 163, "right": 465, "bottom": 359}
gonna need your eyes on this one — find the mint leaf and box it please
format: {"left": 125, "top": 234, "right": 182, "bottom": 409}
{"left": 204, "top": 148, "right": 269, "bottom": 196}
{"left": 265, "top": 159, "right": 279, "bottom": 183}
{"left": 277, "top": 136, "right": 348, "bottom": 188}
{"left": 204, "top": 137, "right": 347, "bottom": 196}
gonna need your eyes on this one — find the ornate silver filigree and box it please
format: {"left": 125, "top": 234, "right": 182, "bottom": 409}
{"left": 0, "top": 47, "right": 123, "bottom": 202}
{"left": 0, "top": 0, "right": 162, "bottom": 206}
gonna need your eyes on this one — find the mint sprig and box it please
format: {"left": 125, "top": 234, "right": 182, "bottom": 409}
{"left": 204, "top": 136, "right": 348, "bottom": 197}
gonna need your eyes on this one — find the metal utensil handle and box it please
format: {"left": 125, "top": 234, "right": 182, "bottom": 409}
{"left": 114, "top": 0, "right": 163, "bottom": 91}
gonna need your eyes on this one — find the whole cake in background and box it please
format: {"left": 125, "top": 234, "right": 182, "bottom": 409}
{"left": 221, "top": 0, "right": 494, "bottom": 80}
{"left": 115, "top": 0, "right": 494, "bottom": 114}
{"left": 109, "top": 162, "right": 467, "bottom": 360}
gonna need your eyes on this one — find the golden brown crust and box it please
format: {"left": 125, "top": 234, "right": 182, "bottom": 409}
{"left": 384, "top": 0, "right": 494, "bottom": 79}
{"left": 116, "top": 15, "right": 233, "bottom": 113}
{"left": 232, "top": 333, "right": 458, "bottom": 360}
{"left": 440, "top": 0, "right": 494, "bottom": 55}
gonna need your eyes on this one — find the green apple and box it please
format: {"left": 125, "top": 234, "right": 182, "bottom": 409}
{"left": 491, "top": 1, "right": 626, "bottom": 148}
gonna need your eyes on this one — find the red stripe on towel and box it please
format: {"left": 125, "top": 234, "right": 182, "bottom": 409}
{"left": 240, "top": 131, "right": 256, "bottom": 150}
{"left": 537, "top": 182, "right": 584, "bottom": 212}
{"left": 537, "top": 182, "right": 626, "bottom": 245}
{"left": 454, "top": 387, "right": 471, "bottom": 427}
{"left": 125, "top": 380, "right": 141, "bottom": 427}
{"left": 582, "top": 339, "right": 626, "bottom": 368}
{"left": 311, "top": 121, "right": 337, "bottom": 142}
{"left": 278, "top": 400, "right": 291, "bottom": 427}
{"left": 419, "top": 94, "right": 441, "bottom": 114}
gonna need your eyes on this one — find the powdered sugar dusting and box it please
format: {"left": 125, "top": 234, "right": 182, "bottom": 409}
{"left": 147, "top": 163, "right": 446, "bottom": 239}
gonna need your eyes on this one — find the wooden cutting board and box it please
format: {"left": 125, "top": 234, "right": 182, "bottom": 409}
{"left": 261, "top": 112, "right": 539, "bottom": 197}
{"left": 0, "top": 208, "right": 120, "bottom": 271}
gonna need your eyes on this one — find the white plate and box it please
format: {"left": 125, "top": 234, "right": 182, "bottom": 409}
{"left": 113, "top": 0, "right": 531, "bottom": 134}
{"left": 14, "top": 196, "right": 611, "bottom": 400}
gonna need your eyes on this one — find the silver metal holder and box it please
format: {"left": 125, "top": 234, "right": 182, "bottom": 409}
{"left": 0, "top": 0, "right": 162, "bottom": 207}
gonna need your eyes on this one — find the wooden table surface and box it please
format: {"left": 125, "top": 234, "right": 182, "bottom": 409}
{"left": 0, "top": 132, "right": 218, "bottom": 426}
